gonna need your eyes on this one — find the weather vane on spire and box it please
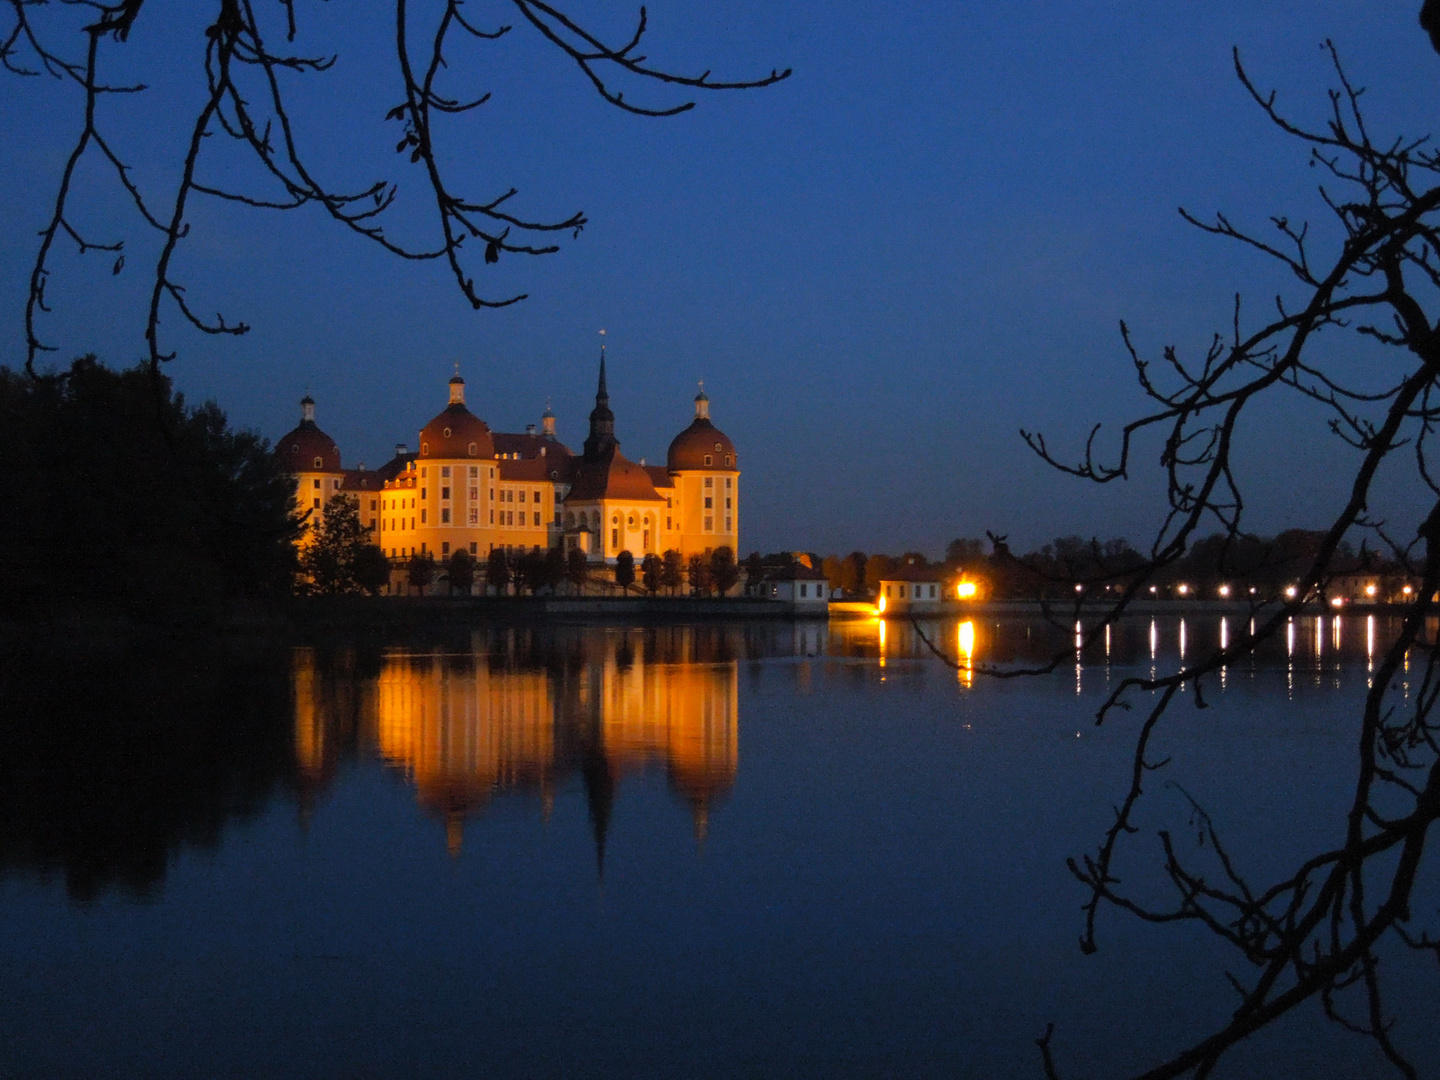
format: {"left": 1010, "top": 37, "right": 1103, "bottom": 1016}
{"left": 599, "top": 328, "right": 606, "bottom": 358}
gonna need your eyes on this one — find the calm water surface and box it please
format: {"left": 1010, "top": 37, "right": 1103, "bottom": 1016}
{"left": 2, "top": 615, "right": 1437, "bottom": 1079}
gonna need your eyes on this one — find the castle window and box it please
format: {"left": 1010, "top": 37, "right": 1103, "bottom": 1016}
{"left": 533, "top": 512, "right": 540, "bottom": 526}
{"left": 421, "top": 509, "right": 428, "bottom": 523}
{"left": 441, "top": 508, "right": 450, "bottom": 524}
{"left": 313, "top": 479, "right": 320, "bottom": 489}
{"left": 518, "top": 490, "right": 526, "bottom": 504}
{"left": 704, "top": 455, "right": 712, "bottom": 466}
{"left": 443, "top": 427, "right": 452, "bottom": 438}
{"left": 627, "top": 515, "right": 635, "bottom": 527}
{"left": 442, "top": 542, "right": 450, "bottom": 555}
{"left": 333, "top": 480, "right": 340, "bottom": 489}
{"left": 314, "top": 457, "right": 323, "bottom": 469}
{"left": 704, "top": 477, "right": 713, "bottom": 488}
{"left": 800, "top": 584, "right": 808, "bottom": 598}
{"left": 421, "top": 489, "right": 427, "bottom": 499}
{"left": 470, "top": 542, "right": 477, "bottom": 555}
{"left": 929, "top": 585, "right": 937, "bottom": 598}
{"left": 489, "top": 468, "right": 494, "bottom": 478}
{"left": 468, "top": 442, "right": 477, "bottom": 456}
{"left": 725, "top": 478, "right": 732, "bottom": 488}
{"left": 421, "top": 443, "right": 429, "bottom": 456}
{"left": 370, "top": 500, "right": 377, "bottom": 511}
{"left": 469, "top": 487, "right": 478, "bottom": 501}
{"left": 533, "top": 490, "right": 541, "bottom": 503}
{"left": 726, "top": 455, "right": 733, "bottom": 466}
{"left": 725, "top": 498, "right": 731, "bottom": 509}
{"left": 441, "top": 487, "right": 450, "bottom": 500}
{"left": 313, "top": 498, "right": 320, "bottom": 509}
{"left": 490, "top": 510, "right": 495, "bottom": 524}
{"left": 666, "top": 516, "right": 672, "bottom": 530}
{"left": 421, "top": 468, "right": 427, "bottom": 478}
{"left": 469, "top": 507, "right": 478, "bottom": 525}
{"left": 469, "top": 466, "right": 478, "bottom": 477}
{"left": 442, "top": 466, "right": 450, "bottom": 478}
{"left": 704, "top": 497, "right": 712, "bottom": 509}
{"left": 704, "top": 516, "right": 713, "bottom": 531}
{"left": 612, "top": 515, "right": 619, "bottom": 525}
{"left": 666, "top": 497, "right": 672, "bottom": 508}
{"left": 725, "top": 517, "right": 732, "bottom": 531}
{"left": 566, "top": 512, "right": 575, "bottom": 528}
{"left": 611, "top": 528, "right": 619, "bottom": 549}
{"left": 715, "top": 442, "right": 722, "bottom": 452}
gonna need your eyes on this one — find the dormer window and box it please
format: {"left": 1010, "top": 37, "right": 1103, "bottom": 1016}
{"left": 725, "top": 455, "right": 733, "bottom": 467}
{"left": 313, "top": 456, "right": 323, "bottom": 469}
{"left": 715, "top": 442, "right": 722, "bottom": 452}
{"left": 421, "top": 442, "right": 429, "bottom": 456}
{"left": 443, "top": 427, "right": 452, "bottom": 438}
{"left": 704, "top": 455, "right": 713, "bottom": 466}
{"left": 468, "top": 442, "right": 477, "bottom": 456}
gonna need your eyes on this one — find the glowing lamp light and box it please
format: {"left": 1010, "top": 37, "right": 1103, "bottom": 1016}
{"left": 1285, "top": 586, "right": 1298, "bottom": 599}
{"left": 1075, "top": 583, "right": 1084, "bottom": 593}
{"left": 876, "top": 594, "right": 887, "bottom": 615}
{"left": 1331, "top": 597, "right": 1344, "bottom": 608}
{"left": 1365, "top": 584, "right": 1378, "bottom": 597}
{"left": 1218, "top": 585, "right": 1231, "bottom": 598}
{"left": 1403, "top": 585, "right": 1414, "bottom": 596}
{"left": 1177, "top": 584, "right": 1189, "bottom": 596}
{"left": 955, "top": 581, "right": 977, "bottom": 599}
{"left": 1249, "top": 587, "right": 1257, "bottom": 595}
{"left": 1149, "top": 586, "right": 1157, "bottom": 594}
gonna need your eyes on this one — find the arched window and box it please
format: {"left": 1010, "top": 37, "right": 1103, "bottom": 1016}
{"left": 468, "top": 442, "right": 477, "bottom": 455}
{"left": 421, "top": 442, "right": 429, "bottom": 456}
{"left": 443, "top": 427, "right": 452, "bottom": 438}
{"left": 704, "top": 455, "right": 713, "bottom": 466}
{"left": 612, "top": 515, "right": 619, "bottom": 525}
{"left": 725, "top": 455, "right": 733, "bottom": 467}
{"left": 313, "top": 456, "right": 323, "bottom": 469}
{"left": 627, "top": 515, "right": 635, "bottom": 527}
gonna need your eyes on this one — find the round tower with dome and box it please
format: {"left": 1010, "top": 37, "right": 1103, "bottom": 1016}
{"left": 666, "top": 385, "right": 739, "bottom": 558}
{"left": 276, "top": 395, "right": 346, "bottom": 545}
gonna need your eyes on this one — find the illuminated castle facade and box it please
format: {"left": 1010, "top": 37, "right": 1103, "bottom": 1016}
{"left": 276, "top": 353, "right": 739, "bottom": 567}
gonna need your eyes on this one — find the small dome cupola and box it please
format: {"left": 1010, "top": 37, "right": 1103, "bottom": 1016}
{"left": 667, "top": 386, "right": 736, "bottom": 472}
{"left": 542, "top": 401, "right": 556, "bottom": 439}
{"left": 277, "top": 393, "right": 342, "bottom": 472}
{"left": 418, "top": 370, "right": 495, "bottom": 458}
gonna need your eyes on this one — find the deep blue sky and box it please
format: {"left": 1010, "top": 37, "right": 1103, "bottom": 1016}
{"left": 1, "top": 2, "right": 1433, "bottom": 554}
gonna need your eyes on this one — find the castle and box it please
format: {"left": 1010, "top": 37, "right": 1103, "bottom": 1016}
{"left": 276, "top": 352, "right": 739, "bottom": 572}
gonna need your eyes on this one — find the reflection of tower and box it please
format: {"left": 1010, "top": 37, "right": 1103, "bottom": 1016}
{"left": 291, "top": 647, "right": 374, "bottom": 823}
{"left": 373, "top": 654, "right": 554, "bottom": 855}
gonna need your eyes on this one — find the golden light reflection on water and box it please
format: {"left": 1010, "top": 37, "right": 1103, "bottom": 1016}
{"left": 293, "top": 634, "right": 737, "bottom": 858}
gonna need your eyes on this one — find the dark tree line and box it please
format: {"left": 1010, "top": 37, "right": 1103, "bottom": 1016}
{"left": 0, "top": 356, "right": 300, "bottom": 620}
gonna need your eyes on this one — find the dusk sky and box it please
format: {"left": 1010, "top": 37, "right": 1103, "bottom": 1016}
{"left": 1, "top": 2, "right": 1432, "bottom": 554}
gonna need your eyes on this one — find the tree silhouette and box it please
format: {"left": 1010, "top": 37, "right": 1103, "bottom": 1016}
{"left": 485, "top": 547, "right": 511, "bottom": 596}
{"left": 641, "top": 552, "right": 661, "bottom": 596}
{"left": 614, "top": 549, "right": 635, "bottom": 593}
{"left": 405, "top": 550, "right": 436, "bottom": 595}
{"left": 565, "top": 547, "right": 588, "bottom": 595}
{"left": 2, "top": 2, "right": 789, "bottom": 377}
{"left": 710, "top": 546, "right": 738, "bottom": 596}
{"left": 445, "top": 548, "right": 474, "bottom": 596}
{"left": 352, "top": 545, "right": 392, "bottom": 596}
{"left": 919, "top": 36, "right": 1440, "bottom": 1080}
{"left": 661, "top": 549, "right": 684, "bottom": 596}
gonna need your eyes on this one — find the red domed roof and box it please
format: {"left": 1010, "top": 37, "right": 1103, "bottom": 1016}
{"left": 419, "top": 404, "right": 495, "bottom": 459}
{"left": 277, "top": 421, "right": 341, "bottom": 473}
{"left": 667, "top": 418, "right": 737, "bottom": 472}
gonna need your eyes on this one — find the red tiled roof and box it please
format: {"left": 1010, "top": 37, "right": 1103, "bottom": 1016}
{"left": 498, "top": 457, "right": 559, "bottom": 482}
{"left": 644, "top": 464, "right": 674, "bottom": 490}
{"left": 276, "top": 421, "right": 341, "bottom": 473}
{"left": 565, "top": 451, "right": 665, "bottom": 502}
{"left": 667, "top": 417, "right": 737, "bottom": 472}
{"left": 418, "top": 404, "right": 495, "bottom": 460}
{"left": 493, "top": 432, "right": 574, "bottom": 462}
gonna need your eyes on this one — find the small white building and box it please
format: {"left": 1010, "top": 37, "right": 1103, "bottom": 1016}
{"left": 878, "top": 565, "right": 945, "bottom": 613}
{"left": 763, "top": 564, "right": 831, "bottom": 612}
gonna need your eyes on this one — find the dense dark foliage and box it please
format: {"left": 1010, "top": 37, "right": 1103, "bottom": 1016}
{"left": 0, "top": 357, "right": 300, "bottom": 619}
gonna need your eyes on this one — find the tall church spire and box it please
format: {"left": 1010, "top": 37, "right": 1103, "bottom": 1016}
{"left": 583, "top": 341, "right": 618, "bottom": 462}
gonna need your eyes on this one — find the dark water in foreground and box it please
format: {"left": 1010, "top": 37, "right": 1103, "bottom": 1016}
{"left": 2, "top": 615, "right": 1437, "bottom": 1079}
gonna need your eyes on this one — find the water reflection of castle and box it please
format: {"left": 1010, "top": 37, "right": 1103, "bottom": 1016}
{"left": 293, "top": 630, "right": 738, "bottom": 865}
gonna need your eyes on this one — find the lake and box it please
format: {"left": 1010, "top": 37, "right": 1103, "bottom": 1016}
{"left": 2, "top": 614, "right": 1436, "bottom": 1078}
